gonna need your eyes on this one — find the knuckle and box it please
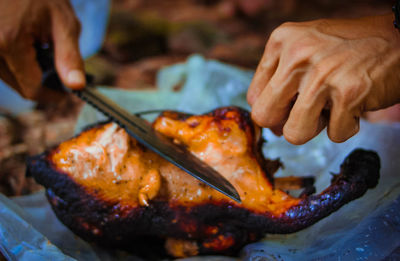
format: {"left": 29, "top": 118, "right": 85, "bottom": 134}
{"left": 312, "top": 60, "right": 332, "bottom": 76}
{"left": 283, "top": 128, "right": 308, "bottom": 145}
{"left": 251, "top": 109, "right": 273, "bottom": 127}
{"left": 286, "top": 36, "right": 319, "bottom": 64}
{"left": 282, "top": 41, "right": 316, "bottom": 68}
{"left": 330, "top": 71, "right": 372, "bottom": 109}
{"left": 270, "top": 22, "right": 295, "bottom": 41}
{"left": 329, "top": 134, "right": 347, "bottom": 143}
{"left": 247, "top": 91, "right": 255, "bottom": 106}
{"left": 269, "top": 28, "right": 280, "bottom": 42}
{"left": 251, "top": 110, "right": 267, "bottom": 127}
{"left": 264, "top": 38, "right": 279, "bottom": 54}
{"left": 287, "top": 45, "right": 311, "bottom": 65}
{"left": 304, "top": 79, "right": 326, "bottom": 99}
{"left": 251, "top": 100, "right": 286, "bottom": 128}
{"left": 328, "top": 116, "right": 360, "bottom": 143}
{"left": 327, "top": 127, "right": 344, "bottom": 142}
{"left": 336, "top": 82, "right": 365, "bottom": 107}
{"left": 299, "top": 70, "right": 327, "bottom": 99}
{"left": 328, "top": 126, "right": 358, "bottom": 143}
{"left": 312, "top": 19, "right": 331, "bottom": 32}
{"left": 270, "top": 28, "right": 283, "bottom": 41}
{"left": 283, "top": 114, "right": 320, "bottom": 145}
{"left": 280, "top": 21, "right": 297, "bottom": 30}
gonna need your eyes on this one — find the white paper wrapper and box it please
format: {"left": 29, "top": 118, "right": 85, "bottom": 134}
{"left": 1, "top": 55, "right": 399, "bottom": 261}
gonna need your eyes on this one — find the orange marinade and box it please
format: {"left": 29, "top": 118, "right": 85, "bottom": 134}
{"left": 52, "top": 111, "right": 300, "bottom": 216}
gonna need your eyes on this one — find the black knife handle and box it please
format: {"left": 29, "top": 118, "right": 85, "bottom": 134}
{"left": 34, "top": 42, "right": 93, "bottom": 92}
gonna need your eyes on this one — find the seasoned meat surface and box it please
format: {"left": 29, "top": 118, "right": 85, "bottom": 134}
{"left": 51, "top": 107, "right": 298, "bottom": 214}
{"left": 27, "top": 106, "right": 380, "bottom": 257}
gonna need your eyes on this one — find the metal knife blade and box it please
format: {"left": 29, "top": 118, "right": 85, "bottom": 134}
{"left": 73, "top": 87, "right": 241, "bottom": 202}
{"left": 35, "top": 42, "right": 240, "bottom": 203}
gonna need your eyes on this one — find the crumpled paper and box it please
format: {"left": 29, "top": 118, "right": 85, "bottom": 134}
{"left": 1, "top": 55, "right": 399, "bottom": 261}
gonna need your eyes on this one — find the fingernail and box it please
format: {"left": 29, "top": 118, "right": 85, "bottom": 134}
{"left": 67, "top": 70, "right": 85, "bottom": 89}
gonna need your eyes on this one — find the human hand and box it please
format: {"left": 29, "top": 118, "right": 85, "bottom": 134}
{"left": 247, "top": 14, "right": 400, "bottom": 145}
{"left": 0, "top": 0, "right": 85, "bottom": 102}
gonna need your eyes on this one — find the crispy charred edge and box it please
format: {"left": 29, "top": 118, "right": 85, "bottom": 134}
{"left": 25, "top": 107, "right": 381, "bottom": 256}
{"left": 23, "top": 107, "right": 271, "bottom": 256}
{"left": 273, "top": 149, "right": 381, "bottom": 233}
{"left": 156, "top": 106, "right": 253, "bottom": 128}
{"left": 26, "top": 152, "right": 255, "bottom": 256}
{"left": 26, "top": 148, "right": 379, "bottom": 256}
{"left": 26, "top": 152, "right": 169, "bottom": 254}
{"left": 174, "top": 149, "right": 381, "bottom": 253}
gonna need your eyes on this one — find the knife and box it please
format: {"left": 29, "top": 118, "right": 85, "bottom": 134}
{"left": 35, "top": 44, "right": 241, "bottom": 203}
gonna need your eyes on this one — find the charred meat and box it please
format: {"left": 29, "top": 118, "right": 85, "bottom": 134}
{"left": 27, "top": 106, "right": 380, "bottom": 257}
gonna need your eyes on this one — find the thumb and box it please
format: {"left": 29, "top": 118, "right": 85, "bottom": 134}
{"left": 51, "top": 8, "right": 85, "bottom": 90}
{"left": 2, "top": 42, "right": 43, "bottom": 99}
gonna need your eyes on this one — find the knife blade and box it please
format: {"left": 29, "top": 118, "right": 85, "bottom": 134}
{"left": 36, "top": 44, "right": 241, "bottom": 203}
{"left": 74, "top": 87, "right": 241, "bottom": 202}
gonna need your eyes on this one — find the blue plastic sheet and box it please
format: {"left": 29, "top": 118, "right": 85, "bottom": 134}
{"left": 0, "top": 193, "right": 75, "bottom": 261}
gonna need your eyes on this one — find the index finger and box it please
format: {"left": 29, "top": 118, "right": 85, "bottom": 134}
{"left": 50, "top": 2, "right": 85, "bottom": 90}
{"left": 247, "top": 38, "right": 280, "bottom": 106}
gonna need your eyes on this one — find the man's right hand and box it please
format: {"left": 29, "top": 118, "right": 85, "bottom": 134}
{"left": 247, "top": 14, "right": 400, "bottom": 145}
{"left": 0, "top": 0, "right": 85, "bottom": 102}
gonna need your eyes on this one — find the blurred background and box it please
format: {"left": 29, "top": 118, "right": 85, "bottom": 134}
{"left": 0, "top": 0, "right": 395, "bottom": 199}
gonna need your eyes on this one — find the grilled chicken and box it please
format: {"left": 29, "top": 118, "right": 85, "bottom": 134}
{"left": 27, "top": 106, "right": 380, "bottom": 257}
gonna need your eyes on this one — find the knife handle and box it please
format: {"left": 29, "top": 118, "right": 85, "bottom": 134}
{"left": 34, "top": 42, "right": 93, "bottom": 93}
